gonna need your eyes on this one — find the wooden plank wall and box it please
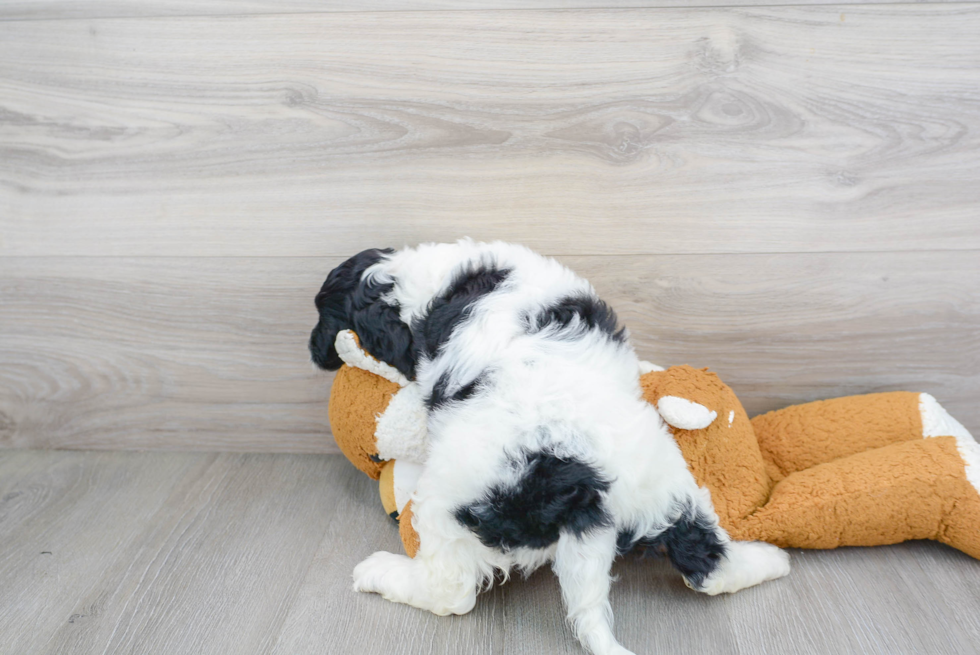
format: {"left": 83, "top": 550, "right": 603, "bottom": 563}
{"left": 1, "top": 2, "right": 978, "bottom": 453}
{"left": 0, "top": 0, "right": 970, "bottom": 21}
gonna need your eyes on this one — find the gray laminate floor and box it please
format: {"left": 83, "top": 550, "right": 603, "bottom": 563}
{"left": 1, "top": 449, "right": 977, "bottom": 654}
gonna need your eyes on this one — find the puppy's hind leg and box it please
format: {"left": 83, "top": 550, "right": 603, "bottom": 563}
{"left": 698, "top": 540, "right": 791, "bottom": 596}
{"left": 651, "top": 489, "right": 790, "bottom": 596}
{"left": 553, "top": 527, "right": 635, "bottom": 655}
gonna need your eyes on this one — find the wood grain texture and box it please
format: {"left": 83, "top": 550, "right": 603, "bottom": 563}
{"left": 1, "top": 251, "right": 976, "bottom": 453}
{"left": 2, "top": 6, "right": 979, "bottom": 256}
{"left": 43, "top": 454, "right": 337, "bottom": 655}
{"left": 4, "top": 450, "right": 979, "bottom": 655}
{"left": 0, "top": 257, "right": 336, "bottom": 453}
{"left": 268, "top": 451, "right": 515, "bottom": 655}
{"left": 0, "top": 450, "right": 211, "bottom": 654}
{"left": 0, "top": 450, "right": 339, "bottom": 655}
{"left": 0, "top": 0, "right": 967, "bottom": 22}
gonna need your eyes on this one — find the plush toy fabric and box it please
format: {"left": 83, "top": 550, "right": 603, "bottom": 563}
{"left": 328, "top": 330, "right": 428, "bottom": 480}
{"left": 328, "top": 330, "right": 980, "bottom": 561}
{"left": 328, "top": 330, "right": 426, "bottom": 556}
{"left": 641, "top": 366, "right": 980, "bottom": 559}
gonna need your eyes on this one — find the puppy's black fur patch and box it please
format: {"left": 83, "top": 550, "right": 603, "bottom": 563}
{"left": 620, "top": 506, "right": 727, "bottom": 589}
{"left": 427, "top": 370, "right": 488, "bottom": 411}
{"left": 529, "top": 294, "right": 626, "bottom": 342}
{"left": 455, "top": 449, "right": 611, "bottom": 551}
{"left": 309, "top": 248, "right": 417, "bottom": 378}
{"left": 414, "top": 263, "right": 510, "bottom": 361}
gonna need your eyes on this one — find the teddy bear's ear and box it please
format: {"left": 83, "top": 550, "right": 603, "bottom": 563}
{"left": 657, "top": 396, "right": 718, "bottom": 430}
{"left": 335, "top": 330, "right": 409, "bottom": 387}
{"left": 639, "top": 361, "right": 665, "bottom": 374}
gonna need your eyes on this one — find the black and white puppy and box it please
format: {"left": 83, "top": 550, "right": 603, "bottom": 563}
{"left": 310, "top": 240, "right": 789, "bottom": 655}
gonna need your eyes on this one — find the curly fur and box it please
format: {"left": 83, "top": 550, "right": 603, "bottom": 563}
{"left": 311, "top": 240, "right": 790, "bottom": 655}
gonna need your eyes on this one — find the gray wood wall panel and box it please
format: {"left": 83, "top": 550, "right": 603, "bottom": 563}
{"left": 0, "top": 0, "right": 968, "bottom": 21}
{"left": 2, "top": 6, "right": 979, "bottom": 257}
{"left": 4, "top": 450, "right": 978, "bottom": 654}
{"left": 1, "top": 252, "right": 976, "bottom": 453}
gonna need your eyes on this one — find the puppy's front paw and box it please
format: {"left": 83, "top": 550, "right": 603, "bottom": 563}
{"left": 352, "top": 550, "right": 409, "bottom": 594}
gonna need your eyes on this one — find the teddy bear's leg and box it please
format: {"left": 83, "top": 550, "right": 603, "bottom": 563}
{"left": 398, "top": 500, "right": 421, "bottom": 557}
{"left": 751, "top": 391, "right": 972, "bottom": 480}
{"left": 732, "top": 436, "right": 980, "bottom": 559}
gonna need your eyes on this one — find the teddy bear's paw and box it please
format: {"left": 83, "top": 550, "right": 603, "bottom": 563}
{"left": 920, "top": 393, "right": 974, "bottom": 442}
{"left": 335, "top": 330, "right": 409, "bottom": 386}
{"left": 955, "top": 438, "right": 980, "bottom": 495}
{"left": 698, "top": 541, "right": 790, "bottom": 596}
{"left": 375, "top": 385, "right": 429, "bottom": 463}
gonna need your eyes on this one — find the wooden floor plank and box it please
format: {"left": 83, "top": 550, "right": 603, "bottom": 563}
{"left": 268, "top": 457, "right": 508, "bottom": 655}
{"left": 275, "top": 454, "right": 980, "bottom": 655}
{"left": 723, "top": 544, "right": 980, "bottom": 655}
{"left": 35, "top": 452, "right": 337, "bottom": 655}
{"left": 2, "top": 252, "right": 976, "bottom": 453}
{"left": 2, "top": 450, "right": 980, "bottom": 654}
{"left": 0, "top": 450, "right": 212, "bottom": 655}
{"left": 2, "top": 6, "right": 979, "bottom": 256}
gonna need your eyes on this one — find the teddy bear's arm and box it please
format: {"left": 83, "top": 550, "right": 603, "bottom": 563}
{"left": 335, "top": 329, "right": 410, "bottom": 387}
{"left": 375, "top": 383, "right": 429, "bottom": 463}
{"left": 379, "top": 459, "right": 424, "bottom": 518}
{"left": 335, "top": 328, "right": 430, "bottom": 463}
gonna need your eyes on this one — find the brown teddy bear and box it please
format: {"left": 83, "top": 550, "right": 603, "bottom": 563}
{"left": 328, "top": 330, "right": 980, "bottom": 561}
{"left": 641, "top": 365, "right": 980, "bottom": 558}
{"left": 328, "top": 330, "right": 425, "bottom": 556}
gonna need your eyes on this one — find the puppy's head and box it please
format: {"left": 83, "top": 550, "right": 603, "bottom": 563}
{"left": 309, "top": 248, "right": 416, "bottom": 378}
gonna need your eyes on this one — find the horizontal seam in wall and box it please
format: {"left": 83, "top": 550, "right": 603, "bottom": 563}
{"left": 1, "top": 1, "right": 978, "bottom": 23}
{"left": 1, "top": 248, "right": 980, "bottom": 260}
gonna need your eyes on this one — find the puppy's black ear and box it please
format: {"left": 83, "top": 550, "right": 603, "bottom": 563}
{"left": 309, "top": 248, "right": 391, "bottom": 371}
{"left": 350, "top": 299, "right": 416, "bottom": 380}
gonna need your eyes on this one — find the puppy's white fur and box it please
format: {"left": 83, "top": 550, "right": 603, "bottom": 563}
{"left": 348, "top": 240, "right": 789, "bottom": 655}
